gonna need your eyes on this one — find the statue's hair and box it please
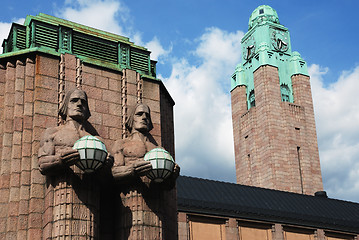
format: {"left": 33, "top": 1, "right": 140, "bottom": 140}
{"left": 126, "top": 103, "right": 153, "bottom": 133}
{"left": 59, "top": 89, "right": 91, "bottom": 121}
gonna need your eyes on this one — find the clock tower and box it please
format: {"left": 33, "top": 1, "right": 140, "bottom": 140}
{"left": 231, "top": 5, "right": 323, "bottom": 195}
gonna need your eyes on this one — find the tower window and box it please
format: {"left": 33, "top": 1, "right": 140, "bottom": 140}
{"left": 249, "top": 90, "right": 255, "bottom": 108}
{"left": 259, "top": 9, "right": 264, "bottom": 14}
{"left": 297, "top": 147, "right": 304, "bottom": 194}
{"left": 280, "top": 84, "right": 290, "bottom": 102}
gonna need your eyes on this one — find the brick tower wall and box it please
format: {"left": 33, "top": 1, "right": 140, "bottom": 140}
{"left": 0, "top": 52, "right": 177, "bottom": 239}
{"left": 231, "top": 65, "right": 323, "bottom": 195}
{"left": 291, "top": 74, "right": 323, "bottom": 193}
{"left": 231, "top": 85, "right": 249, "bottom": 184}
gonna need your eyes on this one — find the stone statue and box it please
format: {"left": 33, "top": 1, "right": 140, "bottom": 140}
{"left": 112, "top": 103, "right": 179, "bottom": 239}
{"left": 112, "top": 103, "right": 156, "bottom": 181}
{"left": 38, "top": 89, "right": 98, "bottom": 174}
{"left": 38, "top": 89, "right": 104, "bottom": 239}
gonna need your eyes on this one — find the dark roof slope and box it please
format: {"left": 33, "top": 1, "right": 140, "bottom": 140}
{"left": 177, "top": 176, "right": 359, "bottom": 233}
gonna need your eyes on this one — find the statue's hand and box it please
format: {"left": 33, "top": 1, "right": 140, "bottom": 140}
{"left": 133, "top": 161, "right": 153, "bottom": 176}
{"left": 172, "top": 163, "right": 180, "bottom": 179}
{"left": 105, "top": 154, "right": 114, "bottom": 167}
{"left": 99, "top": 154, "right": 114, "bottom": 172}
{"left": 60, "top": 149, "right": 80, "bottom": 166}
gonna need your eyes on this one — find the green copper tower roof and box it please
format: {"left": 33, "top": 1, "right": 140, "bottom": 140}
{"left": 232, "top": 5, "right": 308, "bottom": 109}
{"left": 1, "top": 13, "right": 157, "bottom": 78}
{"left": 248, "top": 5, "right": 280, "bottom": 30}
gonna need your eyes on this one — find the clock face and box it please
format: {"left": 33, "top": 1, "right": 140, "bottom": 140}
{"left": 271, "top": 29, "right": 289, "bottom": 52}
{"left": 243, "top": 35, "right": 256, "bottom": 60}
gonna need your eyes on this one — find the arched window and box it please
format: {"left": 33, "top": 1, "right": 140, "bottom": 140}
{"left": 249, "top": 90, "right": 255, "bottom": 108}
{"left": 280, "top": 84, "right": 290, "bottom": 102}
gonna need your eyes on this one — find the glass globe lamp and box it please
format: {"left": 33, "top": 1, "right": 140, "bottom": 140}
{"left": 144, "top": 148, "right": 175, "bottom": 183}
{"left": 73, "top": 135, "right": 108, "bottom": 173}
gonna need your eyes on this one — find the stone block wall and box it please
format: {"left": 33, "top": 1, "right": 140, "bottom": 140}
{"left": 0, "top": 56, "right": 50, "bottom": 240}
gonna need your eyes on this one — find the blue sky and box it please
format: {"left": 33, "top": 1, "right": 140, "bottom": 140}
{"left": 1, "top": 0, "right": 359, "bottom": 202}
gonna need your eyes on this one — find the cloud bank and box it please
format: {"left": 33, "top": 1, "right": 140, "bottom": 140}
{"left": 162, "top": 27, "right": 244, "bottom": 182}
{"left": 310, "top": 64, "right": 359, "bottom": 202}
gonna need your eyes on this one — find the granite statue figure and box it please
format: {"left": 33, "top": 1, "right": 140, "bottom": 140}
{"left": 38, "top": 89, "right": 105, "bottom": 239}
{"left": 111, "top": 103, "right": 179, "bottom": 239}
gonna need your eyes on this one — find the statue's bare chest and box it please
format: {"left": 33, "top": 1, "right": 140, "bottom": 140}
{"left": 122, "top": 140, "right": 147, "bottom": 158}
{"left": 53, "top": 127, "right": 80, "bottom": 148}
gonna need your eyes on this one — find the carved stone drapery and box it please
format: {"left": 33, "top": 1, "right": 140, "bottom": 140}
{"left": 136, "top": 71, "right": 142, "bottom": 104}
{"left": 121, "top": 69, "right": 128, "bottom": 139}
{"left": 58, "top": 54, "right": 66, "bottom": 125}
{"left": 76, "top": 58, "right": 82, "bottom": 89}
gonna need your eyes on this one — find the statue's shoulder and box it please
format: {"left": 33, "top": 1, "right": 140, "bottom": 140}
{"left": 42, "top": 126, "right": 61, "bottom": 139}
{"left": 39, "top": 126, "right": 63, "bottom": 148}
{"left": 112, "top": 138, "right": 127, "bottom": 153}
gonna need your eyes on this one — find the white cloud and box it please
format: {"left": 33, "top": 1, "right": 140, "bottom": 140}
{"left": 162, "top": 27, "right": 244, "bottom": 182}
{"left": 310, "top": 64, "right": 359, "bottom": 202}
{"left": 0, "top": 22, "right": 12, "bottom": 53}
{"left": 56, "top": 0, "right": 128, "bottom": 35}
{"left": 145, "top": 37, "right": 172, "bottom": 62}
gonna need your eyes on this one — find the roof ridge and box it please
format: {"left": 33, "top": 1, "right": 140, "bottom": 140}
{"left": 178, "top": 175, "right": 359, "bottom": 203}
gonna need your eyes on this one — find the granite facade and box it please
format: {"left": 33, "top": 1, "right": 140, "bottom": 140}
{"left": 0, "top": 52, "right": 177, "bottom": 239}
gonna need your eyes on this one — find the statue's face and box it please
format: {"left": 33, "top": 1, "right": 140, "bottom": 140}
{"left": 67, "top": 90, "right": 89, "bottom": 122}
{"left": 133, "top": 105, "right": 150, "bottom": 133}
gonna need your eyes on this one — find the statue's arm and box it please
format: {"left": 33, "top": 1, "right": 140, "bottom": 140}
{"left": 111, "top": 140, "right": 134, "bottom": 180}
{"left": 112, "top": 156, "right": 134, "bottom": 180}
{"left": 38, "top": 128, "right": 62, "bottom": 175}
{"left": 38, "top": 128, "right": 79, "bottom": 175}
{"left": 111, "top": 140, "right": 152, "bottom": 181}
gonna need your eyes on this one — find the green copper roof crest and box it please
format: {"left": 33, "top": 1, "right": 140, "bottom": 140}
{"left": 24, "top": 13, "right": 135, "bottom": 47}
{"left": 2, "top": 13, "right": 157, "bottom": 78}
{"left": 248, "top": 5, "right": 280, "bottom": 30}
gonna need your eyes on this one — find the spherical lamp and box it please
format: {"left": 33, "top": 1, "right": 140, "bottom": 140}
{"left": 144, "top": 148, "right": 175, "bottom": 183}
{"left": 73, "top": 135, "right": 108, "bottom": 173}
